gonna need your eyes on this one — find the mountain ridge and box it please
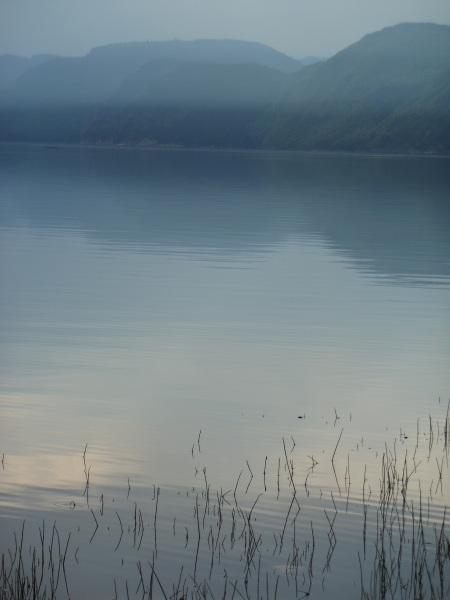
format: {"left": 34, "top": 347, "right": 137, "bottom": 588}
{"left": 262, "top": 23, "right": 450, "bottom": 152}
{"left": 0, "top": 39, "right": 303, "bottom": 106}
{"left": 0, "top": 23, "right": 449, "bottom": 154}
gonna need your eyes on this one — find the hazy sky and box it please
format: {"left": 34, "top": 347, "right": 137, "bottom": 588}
{"left": 1, "top": 0, "right": 449, "bottom": 58}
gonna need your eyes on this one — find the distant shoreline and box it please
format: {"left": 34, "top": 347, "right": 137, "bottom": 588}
{"left": 2, "top": 25, "right": 449, "bottom": 158}
{"left": 1, "top": 140, "right": 449, "bottom": 160}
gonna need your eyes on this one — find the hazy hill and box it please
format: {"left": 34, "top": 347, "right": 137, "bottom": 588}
{"left": 0, "top": 24, "right": 449, "bottom": 153}
{"left": 113, "top": 60, "right": 290, "bottom": 107}
{"left": 285, "top": 23, "right": 450, "bottom": 109}
{"left": 0, "top": 54, "right": 55, "bottom": 93}
{"left": 295, "top": 56, "right": 324, "bottom": 67}
{"left": 265, "top": 23, "right": 450, "bottom": 152}
{"left": 88, "top": 39, "right": 302, "bottom": 72}
{"left": 1, "top": 39, "right": 301, "bottom": 106}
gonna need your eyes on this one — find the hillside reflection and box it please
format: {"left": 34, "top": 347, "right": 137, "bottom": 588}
{"left": 1, "top": 145, "right": 449, "bottom": 286}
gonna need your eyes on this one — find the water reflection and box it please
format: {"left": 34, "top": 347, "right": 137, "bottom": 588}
{"left": 0, "top": 145, "right": 449, "bottom": 598}
{"left": 1, "top": 145, "right": 449, "bottom": 284}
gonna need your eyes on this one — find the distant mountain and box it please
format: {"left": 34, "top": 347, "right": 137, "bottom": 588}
{"left": 1, "top": 39, "right": 301, "bottom": 106}
{"left": 80, "top": 61, "right": 291, "bottom": 147}
{"left": 296, "top": 56, "right": 324, "bottom": 67}
{"left": 112, "top": 60, "right": 290, "bottom": 107}
{"left": 89, "top": 39, "right": 302, "bottom": 72}
{"left": 0, "top": 55, "right": 28, "bottom": 92}
{"left": 0, "top": 54, "right": 55, "bottom": 93}
{"left": 0, "top": 25, "right": 449, "bottom": 153}
{"left": 286, "top": 23, "right": 450, "bottom": 108}
{"left": 265, "top": 23, "right": 450, "bottom": 152}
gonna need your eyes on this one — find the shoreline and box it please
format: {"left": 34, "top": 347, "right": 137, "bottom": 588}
{"left": 1, "top": 139, "right": 450, "bottom": 160}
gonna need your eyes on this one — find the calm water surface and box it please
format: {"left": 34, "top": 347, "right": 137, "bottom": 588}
{"left": 0, "top": 145, "right": 449, "bottom": 598}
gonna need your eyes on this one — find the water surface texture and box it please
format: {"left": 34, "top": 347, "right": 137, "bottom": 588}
{"left": 0, "top": 146, "right": 449, "bottom": 598}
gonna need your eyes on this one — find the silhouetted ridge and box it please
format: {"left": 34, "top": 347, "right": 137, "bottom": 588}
{"left": 265, "top": 23, "right": 450, "bottom": 152}
{"left": 0, "top": 24, "right": 449, "bottom": 153}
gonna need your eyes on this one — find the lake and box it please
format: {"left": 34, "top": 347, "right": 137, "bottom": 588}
{"left": 0, "top": 145, "right": 449, "bottom": 599}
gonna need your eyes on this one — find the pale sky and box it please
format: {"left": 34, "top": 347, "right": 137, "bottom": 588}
{"left": 1, "top": 0, "right": 449, "bottom": 58}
